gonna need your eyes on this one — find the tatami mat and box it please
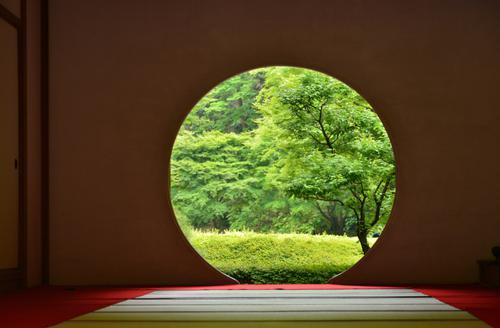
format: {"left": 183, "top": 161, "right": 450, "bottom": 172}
{"left": 53, "top": 289, "right": 487, "bottom": 327}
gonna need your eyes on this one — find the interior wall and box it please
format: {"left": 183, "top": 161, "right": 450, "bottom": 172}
{"left": 25, "top": 0, "right": 42, "bottom": 287}
{"left": 0, "top": 0, "right": 42, "bottom": 289}
{"left": 0, "top": 17, "right": 19, "bottom": 270}
{"left": 0, "top": 0, "right": 20, "bottom": 17}
{"left": 49, "top": 0, "right": 500, "bottom": 285}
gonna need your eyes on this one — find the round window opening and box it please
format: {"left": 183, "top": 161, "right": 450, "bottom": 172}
{"left": 170, "top": 66, "right": 395, "bottom": 284}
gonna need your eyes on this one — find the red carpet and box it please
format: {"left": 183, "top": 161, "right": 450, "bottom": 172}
{"left": 414, "top": 285, "right": 500, "bottom": 327}
{"left": 0, "top": 284, "right": 498, "bottom": 327}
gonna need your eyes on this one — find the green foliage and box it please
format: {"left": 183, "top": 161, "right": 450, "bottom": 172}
{"left": 170, "top": 66, "right": 395, "bottom": 254}
{"left": 254, "top": 67, "right": 395, "bottom": 253}
{"left": 183, "top": 71, "right": 265, "bottom": 134}
{"left": 191, "top": 231, "right": 373, "bottom": 284}
{"left": 171, "top": 123, "right": 322, "bottom": 234}
{"left": 171, "top": 131, "right": 260, "bottom": 230}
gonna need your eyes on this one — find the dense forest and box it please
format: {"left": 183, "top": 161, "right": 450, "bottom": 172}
{"left": 171, "top": 67, "right": 395, "bottom": 253}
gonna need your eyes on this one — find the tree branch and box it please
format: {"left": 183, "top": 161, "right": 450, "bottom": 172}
{"left": 300, "top": 194, "right": 346, "bottom": 207}
{"left": 314, "top": 201, "right": 334, "bottom": 227}
{"left": 316, "top": 101, "right": 336, "bottom": 153}
{"left": 370, "top": 176, "right": 392, "bottom": 228}
{"left": 373, "top": 178, "right": 384, "bottom": 202}
{"left": 348, "top": 187, "right": 363, "bottom": 205}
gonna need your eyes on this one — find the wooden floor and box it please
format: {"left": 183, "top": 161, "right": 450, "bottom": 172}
{"left": 53, "top": 289, "right": 487, "bottom": 327}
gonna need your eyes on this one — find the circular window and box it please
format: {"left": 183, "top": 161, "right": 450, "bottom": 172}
{"left": 170, "top": 66, "right": 395, "bottom": 283}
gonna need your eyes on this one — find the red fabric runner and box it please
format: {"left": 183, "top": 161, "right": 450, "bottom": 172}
{"left": 0, "top": 284, "right": 498, "bottom": 327}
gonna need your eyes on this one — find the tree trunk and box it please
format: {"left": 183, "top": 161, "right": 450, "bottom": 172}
{"left": 357, "top": 229, "right": 371, "bottom": 255}
{"left": 214, "top": 214, "right": 230, "bottom": 232}
{"left": 332, "top": 216, "right": 346, "bottom": 235}
{"left": 315, "top": 202, "right": 346, "bottom": 236}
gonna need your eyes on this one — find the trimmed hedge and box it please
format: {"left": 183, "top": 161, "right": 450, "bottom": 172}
{"left": 190, "top": 231, "right": 373, "bottom": 284}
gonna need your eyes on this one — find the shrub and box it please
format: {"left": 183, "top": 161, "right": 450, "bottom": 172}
{"left": 190, "top": 231, "right": 373, "bottom": 284}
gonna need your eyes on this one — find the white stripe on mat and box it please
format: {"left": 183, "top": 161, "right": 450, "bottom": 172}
{"left": 72, "top": 310, "right": 477, "bottom": 322}
{"left": 98, "top": 303, "right": 458, "bottom": 312}
{"left": 119, "top": 297, "right": 446, "bottom": 306}
{"left": 139, "top": 289, "right": 427, "bottom": 299}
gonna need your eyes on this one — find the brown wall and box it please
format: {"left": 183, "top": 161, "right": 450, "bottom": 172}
{"left": 0, "top": 16, "right": 19, "bottom": 270}
{"left": 0, "top": 0, "right": 20, "bottom": 17}
{"left": 48, "top": 0, "right": 500, "bottom": 285}
{"left": 0, "top": 0, "right": 43, "bottom": 289}
{"left": 25, "top": 0, "right": 42, "bottom": 287}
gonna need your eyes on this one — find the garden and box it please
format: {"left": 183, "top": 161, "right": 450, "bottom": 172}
{"left": 171, "top": 66, "right": 394, "bottom": 283}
